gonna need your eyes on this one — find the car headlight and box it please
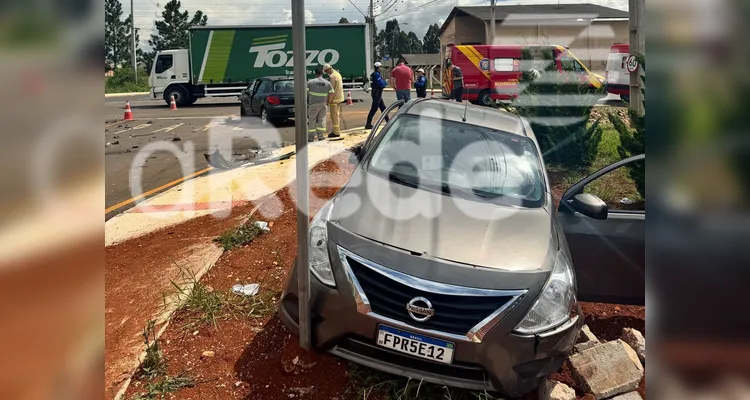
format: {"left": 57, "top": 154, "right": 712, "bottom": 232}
{"left": 514, "top": 251, "right": 575, "bottom": 335}
{"left": 309, "top": 202, "right": 336, "bottom": 287}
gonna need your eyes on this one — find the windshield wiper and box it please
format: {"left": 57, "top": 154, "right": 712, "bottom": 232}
{"left": 387, "top": 172, "right": 419, "bottom": 188}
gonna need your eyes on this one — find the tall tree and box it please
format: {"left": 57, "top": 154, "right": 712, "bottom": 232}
{"left": 145, "top": 0, "right": 207, "bottom": 72}
{"left": 104, "top": 0, "right": 130, "bottom": 71}
{"left": 422, "top": 23, "right": 440, "bottom": 53}
{"left": 378, "top": 19, "right": 401, "bottom": 60}
{"left": 338, "top": 17, "right": 349, "bottom": 23}
{"left": 122, "top": 15, "right": 144, "bottom": 70}
{"left": 407, "top": 31, "right": 422, "bottom": 54}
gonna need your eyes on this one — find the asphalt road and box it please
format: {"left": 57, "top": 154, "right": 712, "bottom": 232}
{"left": 104, "top": 91, "right": 376, "bottom": 218}
{"left": 104, "top": 91, "right": 624, "bottom": 218}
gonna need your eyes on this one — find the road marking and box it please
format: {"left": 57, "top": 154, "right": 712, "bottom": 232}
{"left": 105, "top": 166, "right": 213, "bottom": 214}
{"left": 152, "top": 123, "right": 184, "bottom": 133}
{"left": 202, "top": 122, "right": 220, "bottom": 131}
{"left": 129, "top": 200, "right": 250, "bottom": 213}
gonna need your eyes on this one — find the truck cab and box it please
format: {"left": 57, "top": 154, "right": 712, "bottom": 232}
{"left": 149, "top": 49, "right": 192, "bottom": 106}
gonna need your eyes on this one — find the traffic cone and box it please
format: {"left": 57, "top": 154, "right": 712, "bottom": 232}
{"left": 169, "top": 95, "right": 178, "bottom": 111}
{"left": 123, "top": 100, "right": 130, "bottom": 109}
{"left": 346, "top": 90, "right": 353, "bottom": 105}
{"left": 123, "top": 102, "right": 133, "bottom": 121}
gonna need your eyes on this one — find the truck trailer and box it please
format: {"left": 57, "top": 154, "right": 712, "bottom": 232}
{"left": 149, "top": 23, "right": 372, "bottom": 106}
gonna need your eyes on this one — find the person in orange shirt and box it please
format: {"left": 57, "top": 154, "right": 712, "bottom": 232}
{"left": 323, "top": 64, "right": 345, "bottom": 138}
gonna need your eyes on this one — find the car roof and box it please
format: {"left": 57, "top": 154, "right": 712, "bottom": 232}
{"left": 401, "top": 98, "right": 528, "bottom": 137}
{"left": 265, "top": 76, "right": 294, "bottom": 81}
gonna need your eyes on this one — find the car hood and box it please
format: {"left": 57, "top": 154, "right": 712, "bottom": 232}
{"left": 330, "top": 170, "right": 557, "bottom": 272}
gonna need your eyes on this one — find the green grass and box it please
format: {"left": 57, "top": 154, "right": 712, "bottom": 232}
{"left": 140, "top": 320, "right": 166, "bottom": 380}
{"left": 131, "top": 375, "right": 195, "bottom": 400}
{"left": 170, "top": 266, "right": 278, "bottom": 330}
{"left": 214, "top": 219, "right": 264, "bottom": 251}
{"left": 345, "top": 364, "right": 501, "bottom": 400}
{"left": 130, "top": 321, "right": 195, "bottom": 400}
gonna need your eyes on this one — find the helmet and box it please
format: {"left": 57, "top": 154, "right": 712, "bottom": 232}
{"left": 417, "top": 68, "right": 425, "bottom": 73}
{"left": 374, "top": 61, "right": 382, "bottom": 67}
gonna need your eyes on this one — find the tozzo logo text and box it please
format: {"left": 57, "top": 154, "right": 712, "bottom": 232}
{"left": 249, "top": 42, "right": 340, "bottom": 68}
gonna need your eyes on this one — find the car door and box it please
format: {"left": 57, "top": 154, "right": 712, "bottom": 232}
{"left": 252, "top": 79, "right": 272, "bottom": 114}
{"left": 241, "top": 80, "right": 259, "bottom": 113}
{"left": 558, "top": 154, "right": 645, "bottom": 305}
{"left": 152, "top": 53, "right": 175, "bottom": 94}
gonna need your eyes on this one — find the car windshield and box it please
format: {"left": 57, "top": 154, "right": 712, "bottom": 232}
{"left": 366, "top": 114, "right": 545, "bottom": 208}
{"left": 273, "top": 80, "right": 294, "bottom": 93}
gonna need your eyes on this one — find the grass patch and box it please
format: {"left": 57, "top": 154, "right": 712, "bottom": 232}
{"left": 130, "top": 321, "right": 194, "bottom": 400}
{"left": 170, "top": 266, "right": 278, "bottom": 330}
{"left": 345, "top": 364, "right": 501, "bottom": 400}
{"left": 214, "top": 219, "right": 264, "bottom": 251}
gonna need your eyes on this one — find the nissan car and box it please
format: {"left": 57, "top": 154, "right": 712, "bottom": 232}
{"left": 279, "top": 98, "right": 644, "bottom": 397}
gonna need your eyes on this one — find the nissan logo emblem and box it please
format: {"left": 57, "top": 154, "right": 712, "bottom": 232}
{"left": 406, "top": 297, "right": 434, "bottom": 322}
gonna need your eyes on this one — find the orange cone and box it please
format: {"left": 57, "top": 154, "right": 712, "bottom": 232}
{"left": 346, "top": 90, "right": 353, "bottom": 105}
{"left": 123, "top": 100, "right": 130, "bottom": 109}
{"left": 170, "top": 95, "right": 178, "bottom": 110}
{"left": 123, "top": 102, "right": 133, "bottom": 121}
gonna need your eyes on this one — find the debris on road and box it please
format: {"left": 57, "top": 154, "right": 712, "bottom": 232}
{"left": 201, "top": 351, "right": 215, "bottom": 358}
{"left": 172, "top": 137, "right": 182, "bottom": 141}
{"left": 575, "top": 325, "right": 601, "bottom": 353}
{"left": 569, "top": 339, "right": 644, "bottom": 399}
{"left": 539, "top": 379, "right": 576, "bottom": 400}
{"left": 621, "top": 328, "right": 645, "bottom": 363}
{"left": 254, "top": 221, "right": 270, "bottom": 232}
{"left": 231, "top": 283, "right": 260, "bottom": 296}
{"left": 132, "top": 145, "right": 139, "bottom": 149}
{"left": 611, "top": 392, "right": 643, "bottom": 400}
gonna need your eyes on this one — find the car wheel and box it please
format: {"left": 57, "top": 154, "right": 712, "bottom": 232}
{"left": 240, "top": 103, "right": 247, "bottom": 116}
{"left": 620, "top": 94, "right": 630, "bottom": 103}
{"left": 478, "top": 90, "right": 493, "bottom": 107}
{"left": 164, "top": 86, "right": 188, "bottom": 107}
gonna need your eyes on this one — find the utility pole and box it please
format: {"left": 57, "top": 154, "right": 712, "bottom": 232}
{"left": 131, "top": 0, "right": 137, "bottom": 80}
{"left": 629, "top": 0, "right": 644, "bottom": 115}
{"left": 490, "top": 0, "right": 496, "bottom": 45}
{"left": 370, "top": 0, "right": 375, "bottom": 63}
{"left": 291, "top": 0, "right": 311, "bottom": 351}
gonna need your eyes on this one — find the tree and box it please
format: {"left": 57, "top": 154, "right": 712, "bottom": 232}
{"left": 338, "top": 17, "right": 349, "bottom": 23}
{"left": 104, "top": 0, "right": 130, "bottom": 71}
{"left": 145, "top": 0, "right": 207, "bottom": 72}
{"left": 122, "top": 15, "right": 145, "bottom": 70}
{"left": 407, "top": 31, "right": 422, "bottom": 54}
{"left": 422, "top": 23, "right": 440, "bottom": 53}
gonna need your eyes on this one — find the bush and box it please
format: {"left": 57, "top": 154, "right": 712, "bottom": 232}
{"left": 513, "top": 48, "right": 605, "bottom": 170}
{"left": 105, "top": 67, "right": 150, "bottom": 93}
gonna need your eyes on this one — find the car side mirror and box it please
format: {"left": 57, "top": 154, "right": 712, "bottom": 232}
{"left": 570, "top": 193, "right": 608, "bottom": 220}
{"left": 349, "top": 145, "right": 363, "bottom": 164}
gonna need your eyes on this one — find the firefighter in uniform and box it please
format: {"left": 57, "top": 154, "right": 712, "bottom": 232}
{"left": 306, "top": 66, "right": 334, "bottom": 142}
{"left": 323, "top": 64, "right": 344, "bottom": 138}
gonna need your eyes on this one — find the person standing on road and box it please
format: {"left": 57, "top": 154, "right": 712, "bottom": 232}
{"left": 365, "top": 61, "right": 390, "bottom": 130}
{"left": 446, "top": 59, "right": 464, "bottom": 102}
{"left": 389, "top": 60, "right": 413, "bottom": 103}
{"left": 307, "top": 66, "right": 334, "bottom": 142}
{"left": 323, "top": 63, "right": 345, "bottom": 138}
{"left": 414, "top": 68, "right": 427, "bottom": 98}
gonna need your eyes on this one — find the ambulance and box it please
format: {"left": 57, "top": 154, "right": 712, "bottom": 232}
{"left": 605, "top": 43, "right": 630, "bottom": 102}
{"left": 442, "top": 44, "right": 604, "bottom": 106}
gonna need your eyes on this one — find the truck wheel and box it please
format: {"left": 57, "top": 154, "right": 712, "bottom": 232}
{"left": 478, "top": 90, "right": 493, "bottom": 107}
{"left": 164, "top": 86, "right": 188, "bottom": 107}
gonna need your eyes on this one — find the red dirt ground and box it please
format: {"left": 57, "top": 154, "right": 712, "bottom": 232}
{"left": 115, "top": 152, "right": 646, "bottom": 400}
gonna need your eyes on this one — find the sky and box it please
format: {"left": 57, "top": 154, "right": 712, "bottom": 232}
{"left": 124, "top": 0, "right": 628, "bottom": 51}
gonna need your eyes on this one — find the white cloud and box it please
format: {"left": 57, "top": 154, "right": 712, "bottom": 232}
{"left": 273, "top": 9, "right": 316, "bottom": 25}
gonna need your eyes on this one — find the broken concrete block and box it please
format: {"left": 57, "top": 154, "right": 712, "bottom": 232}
{"left": 610, "top": 392, "right": 643, "bottom": 400}
{"left": 574, "top": 340, "right": 602, "bottom": 353}
{"left": 621, "top": 328, "right": 645, "bottom": 363}
{"left": 538, "top": 379, "right": 576, "bottom": 400}
{"left": 577, "top": 325, "right": 599, "bottom": 344}
{"left": 569, "top": 339, "right": 644, "bottom": 400}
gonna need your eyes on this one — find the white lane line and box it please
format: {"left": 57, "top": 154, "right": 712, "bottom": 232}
{"left": 151, "top": 123, "right": 184, "bottom": 133}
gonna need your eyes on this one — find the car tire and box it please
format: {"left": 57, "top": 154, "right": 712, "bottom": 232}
{"left": 478, "top": 90, "right": 493, "bottom": 107}
{"left": 240, "top": 104, "right": 247, "bottom": 116}
{"left": 620, "top": 94, "right": 630, "bottom": 103}
{"left": 164, "top": 86, "right": 188, "bottom": 107}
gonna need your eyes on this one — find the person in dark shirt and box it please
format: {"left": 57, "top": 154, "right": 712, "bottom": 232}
{"left": 365, "top": 61, "right": 390, "bottom": 129}
{"left": 414, "top": 68, "right": 427, "bottom": 98}
{"left": 446, "top": 60, "right": 464, "bottom": 102}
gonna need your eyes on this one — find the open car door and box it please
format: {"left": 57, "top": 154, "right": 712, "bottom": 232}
{"left": 558, "top": 154, "right": 645, "bottom": 305}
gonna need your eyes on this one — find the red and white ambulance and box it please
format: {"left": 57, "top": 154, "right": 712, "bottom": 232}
{"left": 605, "top": 43, "right": 630, "bottom": 102}
{"left": 442, "top": 44, "right": 605, "bottom": 106}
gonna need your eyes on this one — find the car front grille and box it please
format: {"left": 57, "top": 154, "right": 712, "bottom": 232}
{"left": 345, "top": 255, "right": 517, "bottom": 336}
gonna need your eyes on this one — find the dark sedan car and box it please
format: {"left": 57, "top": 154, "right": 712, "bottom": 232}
{"left": 240, "top": 76, "right": 295, "bottom": 125}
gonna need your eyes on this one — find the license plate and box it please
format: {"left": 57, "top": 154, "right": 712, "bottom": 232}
{"left": 376, "top": 325, "right": 454, "bottom": 364}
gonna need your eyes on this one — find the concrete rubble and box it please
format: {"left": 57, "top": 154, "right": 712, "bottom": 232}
{"left": 539, "top": 379, "right": 576, "bottom": 400}
{"left": 569, "top": 339, "right": 644, "bottom": 400}
{"left": 610, "top": 392, "right": 644, "bottom": 400}
{"left": 574, "top": 325, "right": 601, "bottom": 353}
{"left": 621, "top": 327, "right": 646, "bottom": 363}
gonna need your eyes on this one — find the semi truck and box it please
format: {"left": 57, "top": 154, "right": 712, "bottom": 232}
{"left": 149, "top": 23, "right": 372, "bottom": 106}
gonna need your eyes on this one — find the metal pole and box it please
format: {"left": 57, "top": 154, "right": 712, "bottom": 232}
{"left": 629, "top": 0, "right": 644, "bottom": 116}
{"left": 292, "top": 0, "right": 311, "bottom": 351}
{"left": 131, "top": 0, "right": 137, "bottom": 80}
{"left": 490, "top": 0, "right": 496, "bottom": 45}
{"left": 370, "top": 0, "right": 375, "bottom": 63}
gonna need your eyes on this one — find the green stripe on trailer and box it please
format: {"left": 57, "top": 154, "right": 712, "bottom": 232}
{"left": 201, "top": 30, "right": 236, "bottom": 83}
